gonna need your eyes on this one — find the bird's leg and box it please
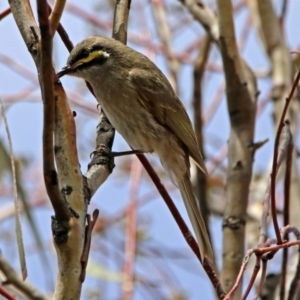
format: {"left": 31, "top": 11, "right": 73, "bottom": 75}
{"left": 90, "top": 144, "right": 144, "bottom": 158}
{"left": 111, "top": 149, "right": 144, "bottom": 157}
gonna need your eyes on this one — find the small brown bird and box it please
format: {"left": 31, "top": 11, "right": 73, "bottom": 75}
{"left": 57, "top": 37, "right": 213, "bottom": 262}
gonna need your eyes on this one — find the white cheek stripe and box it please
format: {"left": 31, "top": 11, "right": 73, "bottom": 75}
{"left": 102, "top": 51, "right": 110, "bottom": 58}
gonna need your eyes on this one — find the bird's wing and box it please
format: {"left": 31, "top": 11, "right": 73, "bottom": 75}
{"left": 129, "top": 68, "right": 207, "bottom": 174}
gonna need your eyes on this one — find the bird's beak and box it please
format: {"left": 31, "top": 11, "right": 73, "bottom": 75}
{"left": 57, "top": 65, "right": 73, "bottom": 78}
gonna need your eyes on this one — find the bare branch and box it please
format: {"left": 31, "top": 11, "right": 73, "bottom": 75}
{"left": 112, "top": 0, "right": 131, "bottom": 42}
{"left": 8, "top": 0, "right": 39, "bottom": 64}
{"left": 151, "top": 0, "right": 178, "bottom": 91}
{"left": 0, "top": 253, "right": 48, "bottom": 300}
{"left": 253, "top": 259, "right": 268, "bottom": 300}
{"left": 258, "top": 122, "right": 293, "bottom": 246}
{"left": 179, "top": 0, "right": 219, "bottom": 42}
{"left": 0, "top": 99, "right": 27, "bottom": 279}
{"left": 180, "top": 15, "right": 260, "bottom": 297}
{"left": 270, "top": 73, "right": 300, "bottom": 243}
{"left": 216, "top": 0, "right": 257, "bottom": 298}
{"left": 242, "top": 256, "right": 261, "bottom": 300}
{"left": 49, "top": 0, "right": 66, "bottom": 35}
{"left": 85, "top": 110, "right": 115, "bottom": 195}
{"left": 37, "top": 0, "right": 70, "bottom": 220}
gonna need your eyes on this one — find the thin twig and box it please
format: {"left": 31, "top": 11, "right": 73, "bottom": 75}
{"left": 258, "top": 121, "right": 292, "bottom": 246}
{"left": 0, "top": 283, "right": 17, "bottom": 300}
{"left": 136, "top": 154, "right": 225, "bottom": 298}
{"left": 224, "top": 237, "right": 300, "bottom": 299}
{"left": 80, "top": 209, "right": 99, "bottom": 282}
{"left": 270, "top": 69, "right": 300, "bottom": 243}
{"left": 241, "top": 256, "right": 261, "bottom": 300}
{"left": 0, "top": 253, "right": 48, "bottom": 300}
{"left": 252, "top": 258, "right": 268, "bottom": 300}
{"left": 137, "top": 154, "right": 201, "bottom": 260}
{"left": 279, "top": 0, "right": 288, "bottom": 28}
{"left": 224, "top": 255, "right": 251, "bottom": 300}
{"left": 0, "top": 7, "right": 11, "bottom": 21}
{"left": 0, "top": 99, "right": 27, "bottom": 279}
{"left": 281, "top": 226, "right": 300, "bottom": 300}
{"left": 57, "top": 23, "right": 73, "bottom": 52}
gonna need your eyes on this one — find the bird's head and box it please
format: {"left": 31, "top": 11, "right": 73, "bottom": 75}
{"left": 57, "top": 36, "right": 123, "bottom": 80}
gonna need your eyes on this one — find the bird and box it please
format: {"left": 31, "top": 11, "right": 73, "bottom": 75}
{"left": 57, "top": 36, "right": 213, "bottom": 262}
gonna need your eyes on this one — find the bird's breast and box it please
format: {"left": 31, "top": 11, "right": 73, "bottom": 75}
{"left": 87, "top": 77, "right": 188, "bottom": 182}
{"left": 92, "top": 81, "right": 161, "bottom": 153}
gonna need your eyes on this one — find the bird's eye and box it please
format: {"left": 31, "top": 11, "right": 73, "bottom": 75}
{"left": 78, "top": 49, "right": 89, "bottom": 60}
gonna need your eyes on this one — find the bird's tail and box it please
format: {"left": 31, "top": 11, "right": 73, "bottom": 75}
{"left": 178, "top": 173, "right": 213, "bottom": 263}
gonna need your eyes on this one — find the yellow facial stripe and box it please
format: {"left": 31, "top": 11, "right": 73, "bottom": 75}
{"left": 73, "top": 50, "right": 108, "bottom": 68}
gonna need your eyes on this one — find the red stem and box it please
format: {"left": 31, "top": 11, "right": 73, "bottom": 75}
{"left": 0, "top": 7, "right": 11, "bottom": 20}
{"left": 270, "top": 69, "right": 300, "bottom": 244}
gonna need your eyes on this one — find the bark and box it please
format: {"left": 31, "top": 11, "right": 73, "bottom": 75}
{"left": 217, "top": 1, "right": 257, "bottom": 298}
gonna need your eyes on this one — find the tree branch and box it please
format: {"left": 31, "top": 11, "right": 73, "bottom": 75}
{"left": 0, "top": 253, "right": 48, "bottom": 300}
{"left": 217, "top": 0, "right": 257, "bottom": 298}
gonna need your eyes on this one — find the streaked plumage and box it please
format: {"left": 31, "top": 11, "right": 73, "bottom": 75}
{"left": 58, "top": 37, "right": 213, "bottom": 262}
